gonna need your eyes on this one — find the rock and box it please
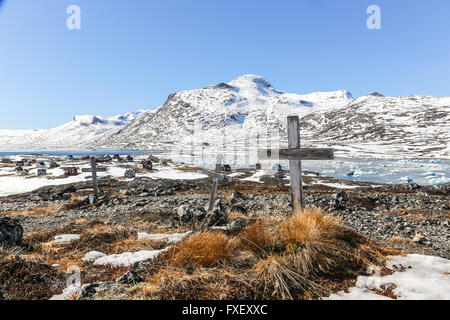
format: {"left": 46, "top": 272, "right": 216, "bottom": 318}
{"left": 231, "top": 205, "right": 247, "bottom": 214}
{"left": 230, "top": 191, "right": 244, "bottom": 202}
{"left": 229, "top": 219, "right": 250, "bottom": 231}
{"left": 204, "top": 200, "right": 227, "bottom": 227}
{"left": 116, "top": 270, "right": 143, "bottom": 284}
{"left": 192, "top": 209, "right": 206, "bottom": 221}
{"left": 0, "top": 217, "right": 23, "bottom": 244}
{"left": 213, "top": 199, "right": 222, "bottom": 213}
{"left": 440, "top": 204, "right": 449, "bottom": 211}
{"left": 380, "top": 283, "right": 397, "bottom": 291}
{"left": 335, "top": 191, "right": 349, "bottom": 202}
{"left": 62, "top": 186, "right": 77, "bottom": 194}
{"left": 77, "top": 282, "right": 113, "bottom": 300}
{"left": 413, "top": 233, "right": 425, "bottom": 244}
{"left": 177, "top": 205, "right": 192, "bottom": 223}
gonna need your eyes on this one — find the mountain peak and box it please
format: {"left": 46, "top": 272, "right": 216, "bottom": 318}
{"left": 228, "top": 74, "right": 272, "bottom": 88}
{"left": 73, "top": 115, "right": 96, "bottom": 123}
{"left": 367, "top": 91, "right": 385, "bottom": 97}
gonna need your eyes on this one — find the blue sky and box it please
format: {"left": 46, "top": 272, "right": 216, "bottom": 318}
{"left": 0, "top": 0, "right": 449, "bottom": 129}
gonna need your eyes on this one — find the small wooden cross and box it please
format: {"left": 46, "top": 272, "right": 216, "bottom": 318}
{"left": 81, "top": 156, "right": 107, "bottom": 198}
{"left": 201, "top": 154, "right": 233, "bottom": 212}
{"left": 259, "top": 116, "right": 334, "bottom": 212}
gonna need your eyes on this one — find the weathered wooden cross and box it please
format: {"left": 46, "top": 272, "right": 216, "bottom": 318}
{"left": 201, "top": 154, "right": 233, "bottom": 212}
{"left": 81, "top": 156, "right": 107, "bottom": 199}
{"left": 259, "top": 116, "right": 334, "bottom": 211}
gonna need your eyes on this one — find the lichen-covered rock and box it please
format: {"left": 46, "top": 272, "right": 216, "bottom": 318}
{"left": 0, "top": 217, "right": 23, "bottom": 244}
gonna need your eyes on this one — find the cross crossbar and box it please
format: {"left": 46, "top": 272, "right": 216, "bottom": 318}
{"left": 258, "top": 148, "right": 334, "bottom": 161}
{"left": 201, "top": 169, "right": 233, "bottom": 183}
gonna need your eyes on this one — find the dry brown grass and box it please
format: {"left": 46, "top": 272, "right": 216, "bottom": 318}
{"left": 3, "top": 203, "right": 65, "bottom": 217}
{"left": 0, "top": 243, "right": 26, "bottom": 260}
{"left": 109, "top": 238, "right": 159, "bottom": 254}
{"left": 389, "top": 237, "right": 413, "bottom": 243}
{"left": 279, "top": 208, "right": 342, "bottom": 244}
{"left": 155, "top": 268, "right": 258, "bottom": 300}
{"left": 227, "top": 211, "right": 247, "bottom": 221}
{"left": 240, "top": 220, "right": 276, "bottom": 252}
{"left": 65, "top": 196, "right": 87, "bottom": 209}
{"left": 254, "top": 256, "right": 321, "bottom": 299}
{"left": 164, "top": 231, "right": 240, "bottom": 268}
{"left": 149, "top": 208, "right": 395, "bottom": 300}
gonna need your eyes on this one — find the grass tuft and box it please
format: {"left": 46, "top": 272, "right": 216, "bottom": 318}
{"left": 164, "top": 232, "right": 240, "bottom": 268}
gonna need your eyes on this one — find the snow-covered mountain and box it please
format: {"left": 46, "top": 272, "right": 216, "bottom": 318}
{"left": 0, "top": 111, "right": 144, "bottom": 150}
{"left": 94, "top": 75, "right": 354, "bottom": 151}
{"left": 94, "top": 74, "right": 449, "bottom": 159}
{"left": 0, "top": 74, "right": 448, "bottom": 159}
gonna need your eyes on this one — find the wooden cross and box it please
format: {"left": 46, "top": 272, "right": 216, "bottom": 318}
{"left": 201, "top": 154, "right": 233, "bottom": 212}
{"left": 259, "top": 116, "right": 334, "bottom": 211}
{"left": 81, "top": 156, "right": 107, "bottom": 198}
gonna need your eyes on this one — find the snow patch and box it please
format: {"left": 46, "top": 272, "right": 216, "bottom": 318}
{"left": 137, "top": 231, "right": 191, "bottom": 243}
{"left": 53, "top": 234, "right": 80, "bottom": 244}
{"left": 326, "top": 254, "right": 450, "bottom": 300}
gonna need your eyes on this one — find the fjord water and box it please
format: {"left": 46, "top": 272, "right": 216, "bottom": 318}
{"left": 170, "top": 153, "right": 450, "bottom": 186}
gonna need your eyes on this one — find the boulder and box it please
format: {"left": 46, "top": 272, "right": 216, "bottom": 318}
{"left": 204, "top": 200, "right": 227, "bottom": 226}
{"left": 77, "top": 282, "right": 113, "bottom": 300}
{"left": 335, "top": 191, "right": 349, "bottom": 202}
{"left": 116, "top": 270, "right": 143, "bottom": 285}
{"left": 177, "top": 205, "right": 192, "bottom": 223}
{"left": 229, "top": 219, "right": 250, "bottom": 231}
{"left": 0, "top": 217, "right": 23, "bottom": 244}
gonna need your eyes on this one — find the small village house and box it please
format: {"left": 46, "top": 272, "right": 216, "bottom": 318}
{"left": 37, "top": 168, "right": 47, "bottom": 176}
{"left": 124, "top": 169, "right": 136, "bottom": 178}
{"left": 142, "top": 160, "right": 153, "bottom": 170}
{"left": 64, "top": 167, "right": 78, "bottom": 176}
{"left": 50, "top": 161, "right": 59, "bottom": 168}
{"left": 36, "top": 161, "right": 46, "bottom": 169}
{"left": 96, "top": 157, "right": 112, "bottom": 163}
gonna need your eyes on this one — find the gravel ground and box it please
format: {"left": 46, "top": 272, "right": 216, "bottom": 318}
{"left": 1, "top": 175, "right": 449, "bottom": 259}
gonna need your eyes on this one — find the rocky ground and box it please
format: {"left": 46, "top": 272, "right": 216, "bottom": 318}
{"left": 0, "top": 169, "right": 449, "bottom": 300}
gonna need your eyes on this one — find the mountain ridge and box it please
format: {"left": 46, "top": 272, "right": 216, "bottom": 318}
{"left": 0, "top": 74, "right": 448, "bottom": 159}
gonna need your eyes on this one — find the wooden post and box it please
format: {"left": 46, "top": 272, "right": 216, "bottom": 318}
{"left": 82, "top": 156, "right": 106, "bottom": 199}
{"left": 287, "top": 116, "right": 303, "bottom": 211}
{"left": 208, "top": 154, "right": 223, "bottom": 212}
{"left": 90, "top": 156, "right": 99, "bottom": 198}
{"left": 245, "top": 134, "right": 249, "bottom": 168}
